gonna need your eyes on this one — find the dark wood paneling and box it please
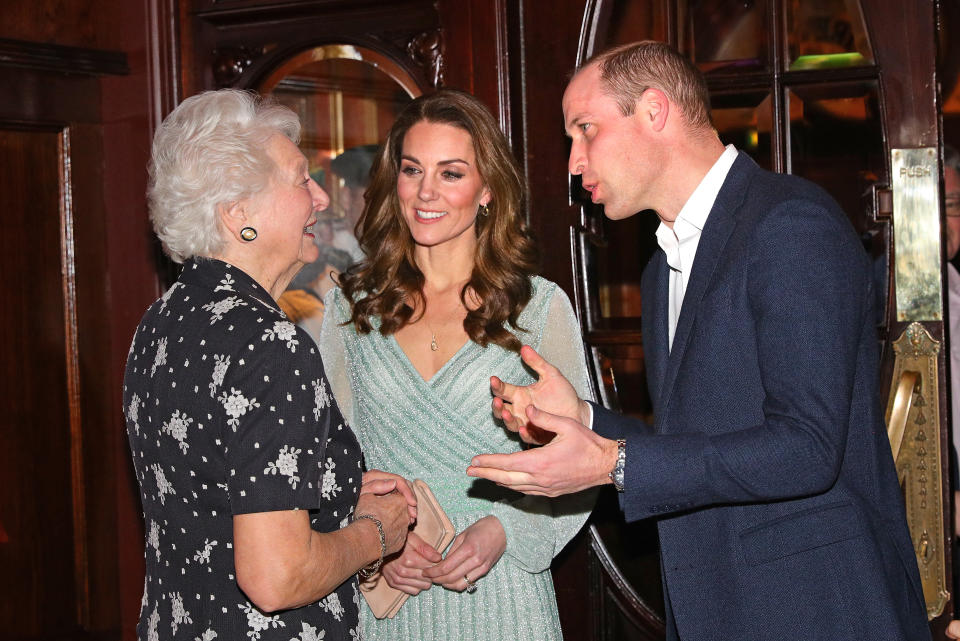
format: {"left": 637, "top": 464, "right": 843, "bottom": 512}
{"left": 0, "top": 125, "right": 80, "bottom": 638}
{"left": 517, "top": 0, "right": 590, "bottom": 296}
{"left": 100, "top": 0, "right": 162, "bottom": 636}
{"left": 0, "top": 38, "right": 129, "bottom": 76}
{"left": 0, "top": 2, "right": 158, "bottom": 639}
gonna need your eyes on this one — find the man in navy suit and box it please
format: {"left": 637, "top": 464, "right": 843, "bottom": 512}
{"left": 468, "top": 41, "right": 930, "bottom": 640}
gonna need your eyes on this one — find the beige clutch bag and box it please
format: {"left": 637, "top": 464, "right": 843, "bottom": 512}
{"left": 360, "top": 479, "right": 455, "bottom": 619}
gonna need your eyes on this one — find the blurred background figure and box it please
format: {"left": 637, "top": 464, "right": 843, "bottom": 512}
{"left": 279, "top": 144, "right": 378, "bottom": 342}
{"left": 330, "top": 144, "right": 379, "bottom": 263}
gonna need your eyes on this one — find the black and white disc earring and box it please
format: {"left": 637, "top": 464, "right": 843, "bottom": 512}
{"left": 240, "top": 226, "right": 258, "bottom": 242}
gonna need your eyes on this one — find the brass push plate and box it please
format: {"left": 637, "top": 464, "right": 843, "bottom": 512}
{"left": 892, "top": 147, "right": 942, "bottom": 322}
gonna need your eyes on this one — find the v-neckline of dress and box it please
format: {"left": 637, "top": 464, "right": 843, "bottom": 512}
{"left": 388, "top": 333, "right": 474, "bottom": 386}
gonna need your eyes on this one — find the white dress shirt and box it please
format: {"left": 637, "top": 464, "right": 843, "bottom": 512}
{"left": 654, "top": 144, "right": 739, "bottom": 349}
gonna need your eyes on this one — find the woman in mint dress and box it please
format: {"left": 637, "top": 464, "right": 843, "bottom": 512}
{"left": 318, "top": 90, "right": 595, "bottom": 641}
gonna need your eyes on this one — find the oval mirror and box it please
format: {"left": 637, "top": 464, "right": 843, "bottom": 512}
{"left": 258, "top": 44, "right": 422, "bottom": 340}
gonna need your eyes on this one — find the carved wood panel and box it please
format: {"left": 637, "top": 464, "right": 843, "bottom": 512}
{"left": 180, "top": 0, "right": 443, "bottom": 95}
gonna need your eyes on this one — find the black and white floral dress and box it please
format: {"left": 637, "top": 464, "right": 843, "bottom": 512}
{"left": 123, "top": 257, "right": 362, "bottom": 641}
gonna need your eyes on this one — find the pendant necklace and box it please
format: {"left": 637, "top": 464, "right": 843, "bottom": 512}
{"left": 424, "top": 300, "right": 463, "bottom": 352}
{"left": 425, "top": 316, "right": 441, "bottom": 351}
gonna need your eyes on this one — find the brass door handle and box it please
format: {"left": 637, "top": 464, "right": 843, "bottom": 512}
{"left": 887, "top": 369, "right": 919, "bottom": 463}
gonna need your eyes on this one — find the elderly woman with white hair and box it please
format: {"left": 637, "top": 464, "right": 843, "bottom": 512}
{"left": 123, "top": 89, "right": 415, "bottom": 641}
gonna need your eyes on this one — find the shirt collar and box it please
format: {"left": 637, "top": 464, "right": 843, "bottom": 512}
{"left": 179, "top": 257, "right": 283, "bottom": 313}
{"left": 655, "top": 145, "right": 738, "bottom": 256}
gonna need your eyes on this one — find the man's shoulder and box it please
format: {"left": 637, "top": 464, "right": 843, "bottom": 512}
{"left": 728, "top": 155, "right": 833, "bottom": 205}
{"left": 722, "top": 156, "right": 846, "bottom": 229}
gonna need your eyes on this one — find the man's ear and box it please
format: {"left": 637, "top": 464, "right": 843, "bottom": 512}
{"left": 640, "top": 88, "right": 670, "bottom": 133}
{"left": 219, "top": 200, "right": 250, "bottom": 242}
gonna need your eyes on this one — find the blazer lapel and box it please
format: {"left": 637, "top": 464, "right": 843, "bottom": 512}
{"left": 642, "top": 253, "right": 670, "bottom": 409}
{"left": 654, "top": 153, "right": 754, "bottom": 420}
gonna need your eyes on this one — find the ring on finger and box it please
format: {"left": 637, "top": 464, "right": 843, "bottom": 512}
{"left": 463, "top": 573, "right": 478, "bottom": 594}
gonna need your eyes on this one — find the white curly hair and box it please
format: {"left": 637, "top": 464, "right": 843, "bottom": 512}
{"left": 147, "top": 89, "right": 301, "bottom": 263}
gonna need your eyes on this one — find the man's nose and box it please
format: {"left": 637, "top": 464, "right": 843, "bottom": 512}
{"left": 568, "top": 142, "right": 585, "bottom": 176}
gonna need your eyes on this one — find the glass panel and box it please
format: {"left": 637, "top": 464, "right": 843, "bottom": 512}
{"left": 257, "top": 45, "right": 419, "bottom": 337}
{"left": 604, "top": 0, "right": 662, "bottom": 49}
{"left": 593, "top": 343, "right": 654, "bottom": 420}
{"left": 786, "top": 0, "right": 874, "bottom": 70}
{"left": 710, "top": 92, "right": 774, "bottom": 169}
{"left": 583, "top": 209, "right": 661, "bottom": 322}
{"left": 787, "top": 82, "right": 885, "bottom": 234}
{"left": 679, "top": 0, "right": 768, "bottom": 73}
{"left": 787, "top": 82, "right": 887, "bottom": 325}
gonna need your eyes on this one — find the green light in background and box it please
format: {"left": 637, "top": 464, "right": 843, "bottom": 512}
{"left": 790, "top": 53, "right": 866, "bottom": 70}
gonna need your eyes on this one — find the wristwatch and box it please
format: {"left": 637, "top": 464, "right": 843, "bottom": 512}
{"left": 608, "top": 439, "right": 626, "bottom": 492}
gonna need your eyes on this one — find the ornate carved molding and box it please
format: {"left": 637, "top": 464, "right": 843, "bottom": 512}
{"left": 212, "top": 45, "right": 263, "bottom": 87}
{"left": 0, "top": 38, "right": 128, "bottom": 76}
{"left": 406, "top": 29, "right": 444, "bottom": 88}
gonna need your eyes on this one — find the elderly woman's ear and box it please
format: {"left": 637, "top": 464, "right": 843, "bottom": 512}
{"left": 219, "top": 200, "right": 253, "bottom": 244}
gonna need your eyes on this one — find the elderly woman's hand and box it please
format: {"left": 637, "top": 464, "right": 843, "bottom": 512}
{"left": 361, "top": 469, "right": 417, "bottom": 523}
{"left": 380, "top": 531, "right": 444, "bottom": 595}
{"left": 356, "top": 470, "right": 417, "bottom": 556}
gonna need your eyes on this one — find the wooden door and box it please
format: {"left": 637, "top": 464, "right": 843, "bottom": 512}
{"left": 0, "top": 2, "right": 160, "bottom": 638}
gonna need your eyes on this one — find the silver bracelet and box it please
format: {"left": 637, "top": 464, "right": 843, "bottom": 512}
{"left": 354, "top": 513, "right": 385, "bottom": 579}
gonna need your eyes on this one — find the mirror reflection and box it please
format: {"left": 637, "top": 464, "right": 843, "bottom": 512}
{"left": 258, "top": 44, "right": 420, "bottom": 340}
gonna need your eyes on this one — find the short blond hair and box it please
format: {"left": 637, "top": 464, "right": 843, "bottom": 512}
{"left": 587, "top": 40, "right": 712, "bottom": 131}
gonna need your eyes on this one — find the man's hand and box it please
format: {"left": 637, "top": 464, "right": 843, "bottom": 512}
{"left": 468, "top": 405, "right": 618, "bottom": 497}
{"left": 948, "top": 620, "right": 960, "bottom": 640}
{"left": 490, "top": 345, "right": 591, "bottom": 445}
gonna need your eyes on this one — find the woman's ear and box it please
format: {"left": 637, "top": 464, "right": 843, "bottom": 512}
{"left": 219, "top": 200, "right": 249, "bottom": 242}
{"left": 479, "top": 186, "right": 492, "bottom": 208}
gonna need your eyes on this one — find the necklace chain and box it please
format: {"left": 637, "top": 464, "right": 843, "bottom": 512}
{"left": 423, "top": 297, "right": 464, "bottom": 353}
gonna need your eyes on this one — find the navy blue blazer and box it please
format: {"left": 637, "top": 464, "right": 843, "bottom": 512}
{"left": 593, "top": 153, "right": 930, "bottom": 640}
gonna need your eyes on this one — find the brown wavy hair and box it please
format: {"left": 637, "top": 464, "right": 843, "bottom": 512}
{"left": 338, "top": 89, "right": 539, "bottom": 352}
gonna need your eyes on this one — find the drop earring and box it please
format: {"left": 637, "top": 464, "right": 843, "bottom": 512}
{"left": 240, "top": 226, "right": 258, "bottom": 242}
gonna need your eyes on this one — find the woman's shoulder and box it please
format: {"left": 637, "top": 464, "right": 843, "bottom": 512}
{"left": 322, "top": 286, "right": 351, "bottom": 320}
{"left": 525, "top": 275, "right": 569, "bottom": 314}
{"left": 513, "top": 275, "right": 563, "bottom": 336}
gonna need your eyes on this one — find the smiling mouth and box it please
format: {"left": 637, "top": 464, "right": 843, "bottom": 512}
{"left": 303, "top": 218, "right": 317, "bottom": 234}
{"left": 416, "top": 209, "right": 447, "bottom": 220}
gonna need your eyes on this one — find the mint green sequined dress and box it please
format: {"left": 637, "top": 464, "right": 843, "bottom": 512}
{"left": 319, "top": 277, "right": 596, "bottom": 641}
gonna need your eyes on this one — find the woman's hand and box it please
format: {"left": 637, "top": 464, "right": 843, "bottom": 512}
{"left": 421, "top": 515, "right": 506, "bottom": 592}
{"left": 380, "top": 531, "right": 444, "bottom": 595}
{"left": 361, "top": 469, "right": 417, "bottom": 523}
{"left": 356, "top": 471, "right": 416, "bottom": 556}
